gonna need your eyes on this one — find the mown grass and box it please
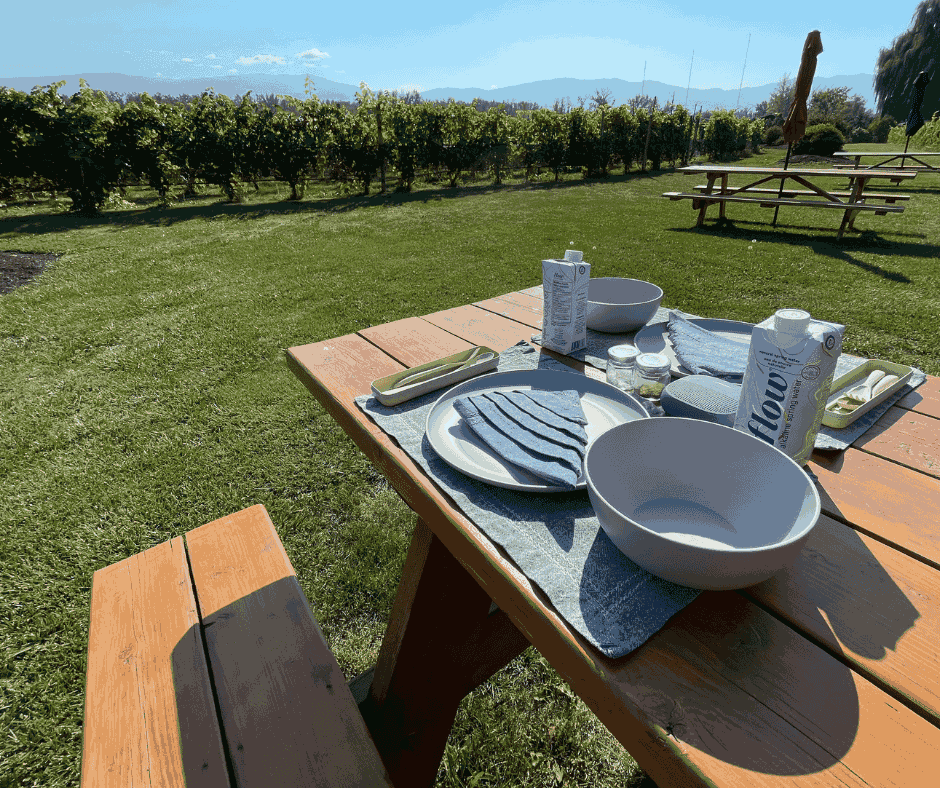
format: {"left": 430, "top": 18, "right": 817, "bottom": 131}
{"left": 2, "top": 143, "right": 938, "bottom": 788}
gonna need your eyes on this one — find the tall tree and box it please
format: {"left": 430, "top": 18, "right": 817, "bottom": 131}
{"left": 874, "top": 0, "right": 940, "bottom": 118}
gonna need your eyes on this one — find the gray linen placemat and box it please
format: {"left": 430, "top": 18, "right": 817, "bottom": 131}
{"left": 355, "top": 342, "right": 700, "bottom": 659}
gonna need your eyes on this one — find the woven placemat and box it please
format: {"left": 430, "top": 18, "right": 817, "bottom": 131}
{"left": 355, "top": 342, "right": 699, "bottom": 658}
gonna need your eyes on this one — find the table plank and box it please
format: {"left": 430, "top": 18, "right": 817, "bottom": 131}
{"left": 473, "top": 295, "right": 542, "bottom": 329}
{"left": 852, "top": 406, "right": 940, "bottom": 478}
{"left": 809, "top": 449, "right": 940, "bottom": 568}
{"left": 360, "top": 316, "right": 475, "bottom": 368}
{"left": 681, "top": 165, "right": 917, "bottom": 179}
{"left": 626, "top": 592, "right": 940, "bottom": 787}
{"left": 896, "top": 375, "right": 940, "bottom": 420}
{"left": 422, "top": 304, "right": 536, "bottom": 350}
{"left": 746, "top": 513, "right": 940, "bottom": 719}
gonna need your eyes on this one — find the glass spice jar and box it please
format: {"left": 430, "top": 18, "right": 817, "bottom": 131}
{"left": 635, "top": 352, "right": 671, "bottom": 415}
{"left": 606, "top": 345, "right": 640, "bottom": 393}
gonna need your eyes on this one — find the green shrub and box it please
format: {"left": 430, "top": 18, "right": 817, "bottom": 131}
{"left": 851, "top": 127, "right": 874, "bottom": 143}
{"left": 792, "top": 123, "right": 844, "bottom": 156}
{"left": 887, "top": 111, "right": 940, "bottom": 150}
{"left": 702, "top": 110, "right": 752, "bottom": 160}
{"left": 764, "top": 124, "right": 784, "bottom": 146}
{"left": 868, "top": 115, "right": 896, "bottom": 144}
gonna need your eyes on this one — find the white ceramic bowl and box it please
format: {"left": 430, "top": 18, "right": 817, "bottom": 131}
{"left": 586, "top": 277, "right": 664, "bottom": 333}
{"left": 584, "top": 418, "right": 820, "bottom": 590}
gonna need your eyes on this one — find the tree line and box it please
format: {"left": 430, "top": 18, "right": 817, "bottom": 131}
{"left": 0, "top": 80, "right": 763, "bottom": 214}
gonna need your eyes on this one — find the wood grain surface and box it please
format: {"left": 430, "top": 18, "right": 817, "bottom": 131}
{"left": 185, "top": 506, "right": 393, "bottom": 787}
{"left": 82, "top": 538, "right": 229, "bottom": 788}
{"left": 285, "top": 287, "right": 940, "bottom": 788}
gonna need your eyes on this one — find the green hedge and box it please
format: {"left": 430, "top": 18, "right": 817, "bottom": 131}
{"left": 0, "top": 81, "right": 707, "bottom": 209}
{"left": 887, "top": 112, "right": 940, "bottom": 150}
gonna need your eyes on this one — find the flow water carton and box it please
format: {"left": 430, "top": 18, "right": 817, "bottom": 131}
{"left": 541, "top": 250, "right": 590, "bottom": 355}
{"left": 733, "top": 309, "right": 843, "bottom": 465}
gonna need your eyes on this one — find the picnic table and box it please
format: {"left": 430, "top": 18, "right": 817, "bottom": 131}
{"left": 286, "top": 288, "right": 940, "bottom": 788}
{"left": 664, "top": 165, "right": 916, "bottom": 238}
{"left": 833, "top": 149, "right": 940, "bottom": 173}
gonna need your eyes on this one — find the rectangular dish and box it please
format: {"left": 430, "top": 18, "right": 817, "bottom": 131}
{"left": 371, "top": 346, "right": 499, "bottom": 406}
{"left": 822, "top": 359, "right": 913, "bottom": 428}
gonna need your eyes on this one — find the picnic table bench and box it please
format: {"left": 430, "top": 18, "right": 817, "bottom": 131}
{"left": 287, "top": 288, "right": 940, "bottom": 787}
{"left": 664, "top": 165, "right": 916, "bottom": 238}
{"left": 833, "top": 150, "right": 940, "bottom": 173}
{"left": 81, "top": 504, "right": 393, "bottom": 787}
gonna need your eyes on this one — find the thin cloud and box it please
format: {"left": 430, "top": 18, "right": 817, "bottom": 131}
{"left": 238, "top": 54, "right": 285, "bottom": 65}
{"left": 206, "top": 54, "right": 217, "bottom": 60}
{"left": 182, "top": 58, "right": 193, "bottom": 63}
{"left": 228, "top": 69, "right": 237, "bottom": 74}
{"left": 211, "top": 65, "right": 222, "bottom": 69}
{"left": 296, "top": 48, "right": 329, "bottom": 60}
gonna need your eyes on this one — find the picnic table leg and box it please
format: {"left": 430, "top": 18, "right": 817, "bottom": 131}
{"left": 696, "top": 174, "right": 717, "bottom": 226}
{"left": 838, "top": 176, "right": 867, "bottom": 239}
{"left": 359, "top": 517, "right": 530, "bottom": 788}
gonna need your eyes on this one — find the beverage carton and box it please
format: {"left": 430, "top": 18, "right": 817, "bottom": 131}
{"left": 541, "top": 250, "right": 590, "bottom": 355}
{"left": 733, "top": 309, "right": 843, "bottom": 465}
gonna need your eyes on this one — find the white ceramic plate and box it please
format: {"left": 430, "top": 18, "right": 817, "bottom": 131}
{"left": 634, "top": 317, "right": 755, "bottom": 378}
{"left": 426, "top": 369, "right": 648, "bottom": 492}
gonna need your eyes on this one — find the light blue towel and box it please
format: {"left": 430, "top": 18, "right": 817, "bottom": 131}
{"left": 453, "top": 389, "right": 588, "bottom": 489}
{"left": 666, "top": 311, "right": 750, "bottom": 379}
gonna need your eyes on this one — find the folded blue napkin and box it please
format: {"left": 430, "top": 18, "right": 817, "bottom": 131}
{"left": 666, "top": 311, "right": 750, "bottom": 380}
{"left": 452, "top": 389, "right": 589, "bottom": 489}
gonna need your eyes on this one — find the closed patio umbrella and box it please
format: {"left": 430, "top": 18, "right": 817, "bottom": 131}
{"left": 902, "top": 70, "right": 931, "bottom": 167}
{"left": 774, "top": 30, "right": 824, "bottom": 226}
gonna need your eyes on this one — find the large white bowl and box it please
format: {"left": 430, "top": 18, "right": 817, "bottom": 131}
{"left": 584, "top": 418, "right": 820, "bottom": 590}
{"left": 586, "top": 277, "right": 664, "bottom": 333}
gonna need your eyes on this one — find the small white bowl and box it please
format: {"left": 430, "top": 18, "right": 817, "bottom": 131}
{"left": 584, "top": 418, "right": 820, "bottom": 590}
{"left": 586, "top": 278, "right": 664, "bottom": 333}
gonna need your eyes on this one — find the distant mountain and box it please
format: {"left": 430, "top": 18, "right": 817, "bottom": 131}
{"left": 0, "top": 72, "right": 877, "bottom": 110}
{"left": 421, "top": 75, "right": 878, "bottom": 112}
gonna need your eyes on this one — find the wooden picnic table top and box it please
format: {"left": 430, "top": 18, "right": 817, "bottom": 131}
{"left": 680, "top": 164, "right": 917, "bottom": 179}
{"left": 833, "top": 150, "right": 940, "bottom": 157}
{"left": 286, "top": 289, "right": 940, "bottom": 787}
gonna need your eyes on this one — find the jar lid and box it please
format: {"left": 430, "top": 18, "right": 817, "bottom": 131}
{"left": 608, "top": 344, "right": 640, "bottom": 363}
{"left": 636, "top": 352, "right": 671, "bottom": 374}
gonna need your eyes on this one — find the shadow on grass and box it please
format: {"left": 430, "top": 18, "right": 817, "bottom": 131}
{"left": 0, "top": 168, "right": 669, "bottom": 237}
{"left": 667, "top": 218, "right": 940, "bottom": 284}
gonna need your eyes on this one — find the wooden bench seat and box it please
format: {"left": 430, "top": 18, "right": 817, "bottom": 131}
{"left": 663, "top": 191, "right": 906, "bottom": 213}
{"left": 81, "top": 504, "right": 393, "bottom": 788}
{"left": 688, "top": 185, "right": 910, "bottom": 216}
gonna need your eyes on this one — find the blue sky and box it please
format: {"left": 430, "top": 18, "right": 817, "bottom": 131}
{"left": 4, "top": 2, "right": 918, "bottom": 91}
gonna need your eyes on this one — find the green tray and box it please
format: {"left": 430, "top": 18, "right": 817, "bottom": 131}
{"left": 371, "top": 346, "right": 500, "bottom": 406}
{"left": 822, "top": 359, "right": 913, "bottom": 429}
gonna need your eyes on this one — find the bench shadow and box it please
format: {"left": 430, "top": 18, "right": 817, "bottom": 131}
{"left": 573, "top": 464, "right": 917, "bottom": 778}
{"left": 0, "top": 169, "right": 659, "bottom": 236}
{"left": 171, "top": 576, "right": 386, "bottom": 786}
{"left": 667, "top": 220, "right": 940, "bottom": 283}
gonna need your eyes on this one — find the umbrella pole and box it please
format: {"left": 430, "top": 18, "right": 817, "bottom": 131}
{"left": 901, "top": 136, "right": 911, "bottom": 169}
{"left": 772, "top": 142, "right": 793, "bottom": 227}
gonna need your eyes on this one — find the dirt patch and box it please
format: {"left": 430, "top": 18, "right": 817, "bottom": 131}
{"left": 0, "top": 251, "right": 58, "bottom": 295}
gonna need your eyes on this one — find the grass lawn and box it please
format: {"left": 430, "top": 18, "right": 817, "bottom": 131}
{"left": 1, "top": 142, "right": 938, "bottom": 787}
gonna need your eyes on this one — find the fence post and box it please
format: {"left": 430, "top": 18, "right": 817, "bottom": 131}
{"left": 642, "top": 97, "right": 657, "bottom": 172}
{"left": 376, "top": 102, "right": 386, "bottom": 194}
